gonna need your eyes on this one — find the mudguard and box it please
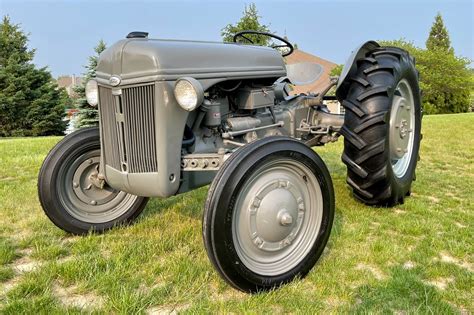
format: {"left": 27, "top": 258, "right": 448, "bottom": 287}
{"left": 335, "top": 41, "right": 380, "bottom": 100}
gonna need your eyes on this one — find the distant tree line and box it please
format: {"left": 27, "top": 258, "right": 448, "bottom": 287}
{"left": 0, "top": 16, "right": 69, "bottom": 136}
{"left": 331, "top": 13, "right": 473, "bottom": 114}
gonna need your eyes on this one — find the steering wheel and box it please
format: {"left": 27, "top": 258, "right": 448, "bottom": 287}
{"left": 233, "top": 30, "right": 294, "bottom": 57}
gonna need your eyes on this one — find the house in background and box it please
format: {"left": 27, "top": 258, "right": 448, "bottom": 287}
{"left": 57, "top": 75, "right": 82, "bottom": 134}
{"left": 57, "top": 75, "right": 83, "bottom": 97}
{"left": 285, "top": 49, "right": 343, "bottom": 114}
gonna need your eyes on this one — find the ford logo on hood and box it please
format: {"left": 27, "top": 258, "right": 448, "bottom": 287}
{"left": 109, "top": 76, "right": 121, "bottom": 86}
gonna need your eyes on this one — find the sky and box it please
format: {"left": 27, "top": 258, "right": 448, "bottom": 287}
{"left": 1, "top": 0, "right": 473, "bottom": 78}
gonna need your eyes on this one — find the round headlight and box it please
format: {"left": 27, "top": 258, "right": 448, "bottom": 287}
{"left": 174, "top": 77, "right": 204, "bottom": 111}
{"left": 85, "top": 79, "right": 99, "bottom": 106}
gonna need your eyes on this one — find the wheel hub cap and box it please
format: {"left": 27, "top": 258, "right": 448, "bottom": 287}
{"left": 72, "top": 156, "right": 117, "bottom": 207}
{"left": 249, "top": 180, "right": 305, "bottom": 251}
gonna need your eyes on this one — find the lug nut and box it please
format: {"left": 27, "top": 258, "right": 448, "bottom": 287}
{"left": 90, "top": 200, "right": 97, "bottom": 205}
{"left": 73, "top": 182, "right": 79, "bottom": 188}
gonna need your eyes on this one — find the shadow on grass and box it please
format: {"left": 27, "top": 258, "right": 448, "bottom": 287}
{"left": 139, "top": 186, "right": 208, "bottom": 221}
{"left": 351, "top": 266, "right": 455, "bottom": 313}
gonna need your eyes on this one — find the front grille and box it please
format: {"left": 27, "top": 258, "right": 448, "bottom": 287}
{"left": 98, "top": 83, "right": 158, "bottom": 173}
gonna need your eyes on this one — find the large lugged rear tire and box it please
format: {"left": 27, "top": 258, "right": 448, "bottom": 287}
{"left": 340, "top": 47, "right": 422, "bottom": 206}
{"left": 38, "top": 127, "right": 149, "bottom": 234}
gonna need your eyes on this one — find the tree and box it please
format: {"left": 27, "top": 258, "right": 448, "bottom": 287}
{"left": 74, "top": 40, "right": 106, "bottom": 128}
{"left": 426, "top": 13, "right": 452, "bottom": 53}
{"left": 380, "top": 39, "right": 472, "bottom": 114}
{"left": 0, "top": 16, "right": 67, "bottom": 136}
{"left": 330, "top": 64, "right": 343, "bottom": 76}
{"left": 221, "top": 3, "right": 271, "bottom": 46}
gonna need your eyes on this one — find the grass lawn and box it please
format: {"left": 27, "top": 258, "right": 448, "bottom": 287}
{"left": 0, "top": 113, "right": 473, "bottom": 314}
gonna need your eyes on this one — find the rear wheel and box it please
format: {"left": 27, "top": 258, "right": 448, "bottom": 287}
{"left": 38, "top": 127, "right": 148, "bottom": 234}
{"left": 340, "top": 46, "right": 422, "bottom": 206}
{"left": 203, "top": 136, "right": 334, "bottom": 292}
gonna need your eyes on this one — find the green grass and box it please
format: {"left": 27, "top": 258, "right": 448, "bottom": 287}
{"left": 1, "top": 113, "right": 473, "bottom": 314}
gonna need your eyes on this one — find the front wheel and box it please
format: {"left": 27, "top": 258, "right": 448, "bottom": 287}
{"left": 38, "top": 127, "right": 148, "bottom": 235}
{"left": 203, "top": 136, "right": 335, "bottom": 293}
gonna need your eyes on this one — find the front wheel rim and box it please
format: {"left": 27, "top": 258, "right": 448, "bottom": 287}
{"left": 57, "top": 149, "right": 139, "bottom": 223}
{"left": 232, "top": 159, "right": 323, "bottom": 276}
{"left": 389, "top": 79, "right": 416, "bottom": 178}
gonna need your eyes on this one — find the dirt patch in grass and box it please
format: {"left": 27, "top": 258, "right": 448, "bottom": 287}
{"left": 454, "top": 222, "right": 467, "bottom": 228}
{"left": 403, "top": 261, "right": 415, "bottom": 270}
{"left": 439, "top": 252, "right": 473, "bottom": 272}
{"left": 146, "top": 303, "right": 190, "bottom": 315}
{"left": 0, "top": 277, "right": 20, "bottom": 295}
{"left": 393, "top": 208, "right": 406, "bottom": 215}
{"left": 355, "top": 263, "right": 387, "bottom": 280}
{"left": 12, "top": 256, "right": 42, "bottom": 274}
{"left": 425, "top": 277, "right": 455, "bottom": 290}
{"left": 428, "top": 196, "right": 440, "bottom": 203}
{"left": 52, "top": 281, "right": 104, "bottom": 310}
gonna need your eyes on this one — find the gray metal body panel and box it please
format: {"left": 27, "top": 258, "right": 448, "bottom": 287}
{"left": 96, "top": 38, "right": 287, "bottom": 86}
{"left": 100, "top": 81, "right": 187, "bottom": 197}
{"left": 335, "top": 40, "right": 380, "bottom": 100}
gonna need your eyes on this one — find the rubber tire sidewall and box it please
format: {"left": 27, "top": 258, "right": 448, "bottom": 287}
{"left": 38, "top": 127, "right": 148, "bottom": 235}
{"left": 203, "top": 136, "right": 335, "bottom": 293}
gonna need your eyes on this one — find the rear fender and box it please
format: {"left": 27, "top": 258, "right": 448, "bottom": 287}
{"left": 335, "top": 41, "right": 380, "bottom": 100}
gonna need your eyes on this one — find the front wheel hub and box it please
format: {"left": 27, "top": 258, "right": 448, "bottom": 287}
{"left": 58, "top": 149, "right": 139, "bottom": 223}
{"left": 249, "top": 180, "right": 305, "bottom": 252}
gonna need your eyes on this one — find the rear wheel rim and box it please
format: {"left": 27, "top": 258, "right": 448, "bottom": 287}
{"left": 57, "top": 149, "right": 139, "bottom": 223}
{"left": 232, "top": 158, "right": 323, "bottom": 276}
{"left": 389, "top": 79, "right": 415, "bottom": 178}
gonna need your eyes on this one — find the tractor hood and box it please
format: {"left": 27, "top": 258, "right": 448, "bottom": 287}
{"left": 95, "top": 38, "right": 287, "bottom": 86}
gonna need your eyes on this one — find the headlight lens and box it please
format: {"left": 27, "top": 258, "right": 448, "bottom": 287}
{"left": 174, "top": 77, "right": 204, "bottom": 111}
{"left": 85, "top": 79, "right": 99, "bottom": 106}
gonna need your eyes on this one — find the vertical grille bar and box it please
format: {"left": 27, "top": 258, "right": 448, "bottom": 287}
{"left": 98, "top": 86, "right": 121, "bottom": 170}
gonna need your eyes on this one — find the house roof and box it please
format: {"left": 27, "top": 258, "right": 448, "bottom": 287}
{"left": 284, "top": 49, "right": 337, "bottom": 94}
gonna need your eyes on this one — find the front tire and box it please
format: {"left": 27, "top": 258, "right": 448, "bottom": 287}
{"left": 38, "top": 127, "right": 148, "bottom": 234}
{"left": 340, "top": 46, "right": 422, "bottom": 206}
{"left": 203, "top": 136, "right": 335, "bottom": 292}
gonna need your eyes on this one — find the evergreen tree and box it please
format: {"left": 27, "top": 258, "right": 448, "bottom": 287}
{"left": 221, "top": 3, "right": 271, "bottom": 46}
{"left": 426, "top": 13, "right": 452, "bottom": 53}
{"left": 74, "top": 40, "right": 106, "bottom": 128}
{"left": 0, "top": 15, "right": 67, "bottom": 136}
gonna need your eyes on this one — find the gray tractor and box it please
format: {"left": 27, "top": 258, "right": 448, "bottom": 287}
{"left": 38, "top": 31, "right": 421, "bottom": 292}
